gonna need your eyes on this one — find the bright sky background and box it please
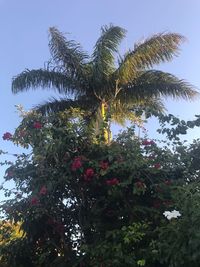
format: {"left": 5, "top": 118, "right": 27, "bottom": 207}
{"left": 1, "top": 0, "right": 200, "bottom": 196}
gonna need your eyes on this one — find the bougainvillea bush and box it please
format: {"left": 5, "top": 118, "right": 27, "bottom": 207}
{"left": 1, "top": 110, "right": 200, "bottom": 267}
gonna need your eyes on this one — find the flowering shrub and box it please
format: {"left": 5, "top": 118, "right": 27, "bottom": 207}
{"left": 1, "top": 110, "right": 200, "bottom": 266}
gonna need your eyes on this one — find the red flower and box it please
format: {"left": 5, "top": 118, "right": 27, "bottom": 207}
{"left": 39, "top": 186, "right": 47, "bottom": 195}
{"left": 84, "top": 168, "right": 94, "bottom": 181}
{"left": 154, "top": 163, "right": 161, "bottom": 169}
{"left": 106, "top": 178, "right": 119, "bottom": 186}
{"left": 142, "top": 139, "right": 155, "bottom": 146}
{"left": 71, "top": 157, "right": 82, "bottom": 171}
{"left": 2, "top": 132, "right": 12, "bottom": 140}
{"left": 33, "top": 122, "right": 42, "bottom": 129}
{"left": 30, "top": 197, "right": 39, "bottom": 205}
{"left": 100, "top": 161, "right": 109, "bottom": 170}
{"left": 135, "top": 181, "right": 145, "bottom": 189}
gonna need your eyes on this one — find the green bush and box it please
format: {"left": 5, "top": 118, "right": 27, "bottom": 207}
{"left": 1, "top": 110, "right": 200, "bottom": 266}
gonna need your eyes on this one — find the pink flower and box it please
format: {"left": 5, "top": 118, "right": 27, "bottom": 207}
{"left": 154, "top": 163, "right": 161, "bottom": 169}
{"left": 142, "top": 140, "right": 155, "bottom": 146}
{"left": 33, "top": 122, "right": 42, "bottom": 129}
{"left": 106, "top": 178, "right": 119, "bottom": 186}
{"left": 39, "top": 186, "right": 47, "bottom": 195}
{"left": 84, "top": 168, "right": 94, "bottom": 181}
{"left": 30, "top": 197, "right": 39, "bottom": 205}
{"left": 100, "top": 161, "right": 109, "bottom": 170}
{"left": 2, "top": 132, "right": 12, "bottom": 140}
{"left": 71, "top": 157, "right": 82, "bottom": 171}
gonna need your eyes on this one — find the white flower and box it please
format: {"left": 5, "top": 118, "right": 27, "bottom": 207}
{"left": 163, "top": 210, "right": 181, "bottom": 220}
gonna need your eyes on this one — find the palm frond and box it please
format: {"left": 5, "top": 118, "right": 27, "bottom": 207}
{"left": 49, "top": 27, "right": 89, "bottom": 79}
{"left": 92, "top": 24, "right": 126, "bottom": 80}
{"left": 110, "top": 101, "right": 135, "bottom": 125}
{"left": 12, "top": 69, "right": 82, "bottom": 95}
{"left": 116, "top": 32, "right": 186, "bottom": 84}
{"left": 135, "top": 97, "right": 166, "bottom": 115}
{"left": 110, "top": 97, "right": 165, "bottom": 126}
{"left": 35, "top": 98, "right": 79, "bottom": 115}
{"left": 34, "top": 97, "right": 98, "bottom": 116}
{"left": 119, "top": 70, "right": 199, "bottom": 102}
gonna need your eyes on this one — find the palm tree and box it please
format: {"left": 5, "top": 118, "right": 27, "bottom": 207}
{"left": 12, "top": 25, "right": 198, "bottom": 142}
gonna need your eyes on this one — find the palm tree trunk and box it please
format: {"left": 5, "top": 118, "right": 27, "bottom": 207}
{"left": 101, "top": 102, "right": 111, "bottom": 144}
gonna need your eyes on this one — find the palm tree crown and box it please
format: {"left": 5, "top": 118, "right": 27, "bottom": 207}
{"left": 12, "top": 25, "right": 198, "bottom": 127}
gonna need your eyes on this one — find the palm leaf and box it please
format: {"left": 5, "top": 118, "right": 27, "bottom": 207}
{"left": 35, "top": 97, "right": 98, "bottom": 116}
{"left": 110, "top": 101, "right": 140, "bottom": 125}
{"left": 92, "top": 24, "right": 126, "bottom": 80}
{"left": 116, "top": 33, "right": 186, "bottom": 84}
{"left": 118, "top": 70, "right": 199, "bottom": 102}
{"left": 49, "top": 27, "right": 89, "bottom": 79}
{"left": 12, "top": 69, "right": 83, "bottom": 95}
{"left": 110, "top": 97, "right": 165, "bottom": 125}
{"left": 135, "top": 97, "right": 166, "bottom": 115}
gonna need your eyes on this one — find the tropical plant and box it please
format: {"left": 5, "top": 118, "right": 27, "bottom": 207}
{"left": 2, "top": 109, "right": 200, "bottom": 266}
{"left": 12, "top": 25, "right": 198, "bottom": 142}
{"left": 0, "top": 109, "right": 199, "bottom": 267}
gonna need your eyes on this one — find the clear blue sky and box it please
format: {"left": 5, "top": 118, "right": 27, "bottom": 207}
{"left": 0, "top": 0, "right": 200, "bottom": 191}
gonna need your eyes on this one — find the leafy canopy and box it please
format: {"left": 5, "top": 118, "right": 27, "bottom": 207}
{"left": 12, "top": 25, "right": 198, "bottom": 126}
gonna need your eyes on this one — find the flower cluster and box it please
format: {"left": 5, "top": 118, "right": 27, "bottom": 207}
{"left": 33, "top": 122, "right": 42, "bottom": 129}
{"left": 163, "top": 210, "right": 181, "bottom": 220}
{"left": 2, "top": 132, "right": 12, "bottom": 140}
{"left": 84, "top": 168, "right": 94, "bottom": 181}
{"left": 39, "top": 185, "right": 47, "bottom": 195}
{"left": 154, "top": 163, "right": 161, "bottom": 169}
{"left": 30, "top": 197, "right": 39, "bottom": 205}
{"left": 142, "top": 139, "right": 155, "bottom": 146}
{"left": 106, "top": 178, "right": 119, "bottom": 186}
{"left": 30, "top": 185, "right": 47, "bottom": 205}
{"left": 71, "top": 157, "right": 82, "bottom": 171}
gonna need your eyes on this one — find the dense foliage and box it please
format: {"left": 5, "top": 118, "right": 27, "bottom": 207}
{"left": 1, "top": 111, "right": 200, "bottom": 266}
